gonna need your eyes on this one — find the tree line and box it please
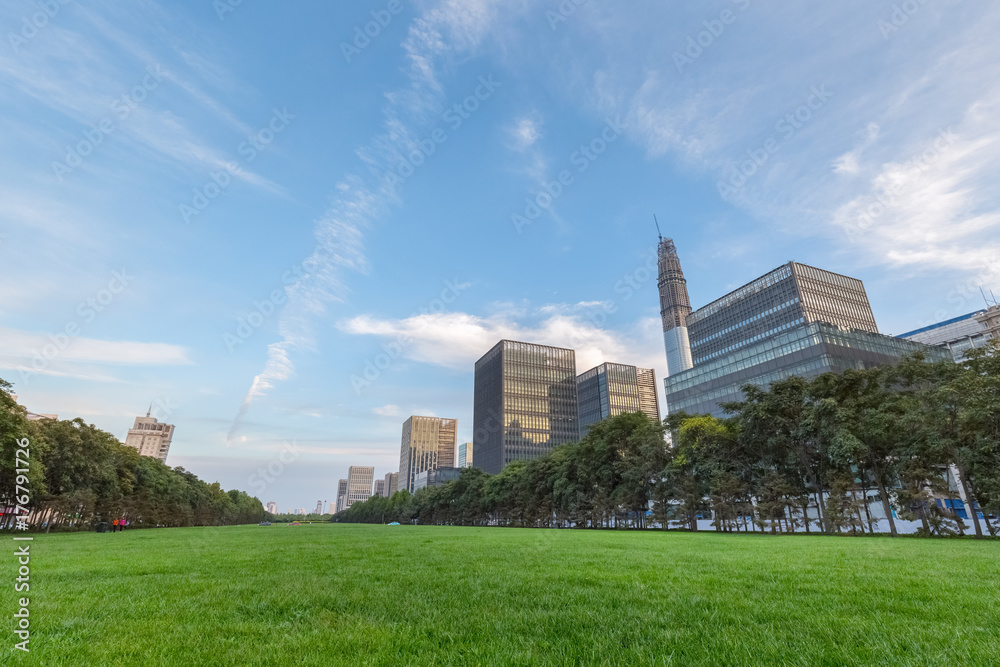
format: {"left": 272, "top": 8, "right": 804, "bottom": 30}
{"left": 1, "top": 378, "right": 267, "bottom": 531}
{"left": 336, "top": 347, "right": 1000, "bottom": 538}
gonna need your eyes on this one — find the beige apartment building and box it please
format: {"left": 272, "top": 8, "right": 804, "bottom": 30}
{"left": 345, "top": 466, "right": 375, "bottom": 508}
{"left": 123, "top": 412, "right": 175, "bottom": 462}
{"left": 399, "top": 416, "right": 457, "bottom": 493}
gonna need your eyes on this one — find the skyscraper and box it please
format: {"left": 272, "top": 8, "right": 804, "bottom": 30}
{"left": 657, "top": 236, "right": 694, "bottom": 376}
{"left": 457, "top": 442, "right": 474, "bottom": 468}
{"left": 373, "top": 479, "right": 386, "bottom": 497}
{"left": 335, "top": 478, "right": 348, "bottom": 512}
{"left": 473, "top": 340, "right": 579, "bottom": 475}
{"left": 345, "top": 466, "right": 375, "bottom": 508}
{"left": 314, "top": 500, "right": 323, "bottom": 514}
{"left": 577, "top": 362, "right": 659, "bottom": 435}
{"left": 123, "top": 409, "right": 175, "bottom": 462}
{"left": 663, "top": 260, "right": 951, "bottom": 416}
{"left": 384, "top": 472, "right": 398, "bottom": 497}
{"left": 399, "top": 417, "right": 457, "bottom": 493}
{"left": 266, "top": 501, "right": 278, "bottom": 514}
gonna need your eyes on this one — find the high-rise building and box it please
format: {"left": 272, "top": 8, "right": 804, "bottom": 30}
{"left": 657, "top": 236, "right": 694, "bottom": 376}
{"left": 384, "top": 472, "right": 398, "bottom": 497}
{"left": 473, "top": 340, "right": 579, "bottom": 475}
{"left": 577, "top": 362, "right": 659, "bottom": 435}
{"left": 266, "top": 501, "right": 278, "bottom": 514}
{"left": 373, "top": 479, "right": 386, "bottom": 497}
{"left": 345, "top": 466, "right": 375, "bottom": 508}
{"left": 663, "top": 259, "right": 950, "bottom": 416}
{"left": 899, "top": 305, "right": 999, "bottom": 362}
{"left": 123, "top": 409, "right": 175, "bottom": 462}
{"left": 335, "top": 478, "right": 348, "bottom": 513}
{"left": 399, "top": 417, "right": 457, "bottom": 493}
{"left": 314, "top": 500, "right": 323, "bottom": 515}
{"left": 457, "top": 442, "right": 474, "bottom": 468}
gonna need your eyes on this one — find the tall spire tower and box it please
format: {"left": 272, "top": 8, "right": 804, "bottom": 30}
{"left": 656, "top": 231, "right": 694, "bottom": 376}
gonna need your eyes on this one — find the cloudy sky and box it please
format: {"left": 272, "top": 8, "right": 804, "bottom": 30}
{"left": 2, "top": 0, "right": 998, "bottom": 509}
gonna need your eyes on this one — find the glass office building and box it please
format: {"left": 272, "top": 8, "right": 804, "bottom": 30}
{"left": 577, "top": 362, "right": 659, "bottom": 435}
{"left": 664, "top": 321, "right": 950, "bottom": 416}
{"left": 899, "top": 308, "right": 998, "bottom": 362}
{"left": 473, "top": 340, "right": 579, "bottom": 475}
{"left": 657, "top": 237, "right": 694, "bottom": 375}
{"left": 399, "top": 416, "right": 457, "bottom": 493}
{"left": 664, "top": 260, "right": 950, "bottom": 417}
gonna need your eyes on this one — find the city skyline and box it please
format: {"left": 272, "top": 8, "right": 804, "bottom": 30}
{"left": 3, "top": 2, "right": 999, "bottom": 509}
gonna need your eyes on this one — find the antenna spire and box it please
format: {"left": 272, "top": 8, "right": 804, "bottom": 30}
{"left": 653, "top": 214, "right": 662, "bottom": 241}
{"left": 147, "top": 403, "right": 152, "bottom": 418}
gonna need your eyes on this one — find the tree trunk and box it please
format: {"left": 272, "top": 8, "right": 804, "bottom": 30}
{"left": 871, "top": 469, "right": 897, "bottom": 537}
{"left": 953, "top": 461, "right": 984, "bottom": 539}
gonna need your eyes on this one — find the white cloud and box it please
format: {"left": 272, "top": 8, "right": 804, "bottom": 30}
{"left": 373, "top": 404, "right": 400, "bottom": 417}
{"left": 509, "top": 114, "right": 543, "bottom": 151}
{"left": 0, "top": 326, "right": 191, "bottom": 367}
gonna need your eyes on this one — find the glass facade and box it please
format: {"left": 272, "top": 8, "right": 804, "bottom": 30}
{"left": 399, "top": 416, "right": 457, "bottom": 493}
{"left": 577, "top": 362, "right": 660, "bottom": 435}
{"left": 687, "top": 262, "right": 878, "bottom": 366}
{"left": 899, "top": 310, "right": 995, "bottom": 362}
{"left": 664, "top": 321, "right": 952, "bottom": 417}
{"left": 657, "top": 237, "right": 694, "bottom": 375}
{"left": 473, "top": 340, "right": 579, "bottom": 475}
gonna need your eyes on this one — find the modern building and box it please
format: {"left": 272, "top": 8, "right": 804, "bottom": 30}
{"left": 473, "top": 340, "right": 580, "bottom": 475}
{"left": 335, "top": 478, "right": 348, "bottom": 513}
{"left": 123, "top": 409, "right": 175, "bottom": 462}
{"left": 898, "top": 305, "right": 999, "bottom": 362}
{"left": 457, "top": 442, "right": 474, "bottom": 468}
{"left": 663, "top": 260, "right": 951, "bottom": 417}
{"left": 399, "top": 417, "right": 457, "bottom": 493}
{"left": 657, "top": 236, "right": 694, "bottom": 376}
{"left": 384, "top": 472, "right": 398, "bottom": 497}
{"left": 345, "top": 466, "right": 375, "bottom": 508}
{"left": 577, "top": 362, "right": 660, "bottom": 435}
{"left": 412, "top": 467, "right": 463, "bottom": 492}
{"left": 314, "top": 500, "right": 323, "bottom": 515}
{"left": 265, "top": 501, "right": 278, "bottom": 514}
{"left": 373, "top": 479, "right": 386, "bottom": 497}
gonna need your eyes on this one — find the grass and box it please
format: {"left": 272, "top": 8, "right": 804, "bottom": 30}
{"left": 3, "top": 524, "right": 998, "bottom": 666}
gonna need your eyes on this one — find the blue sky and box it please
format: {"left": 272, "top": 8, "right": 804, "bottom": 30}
{"left": 2, "top": 0, "right": 998, "bottom": 510}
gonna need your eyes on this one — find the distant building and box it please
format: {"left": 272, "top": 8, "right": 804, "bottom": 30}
{"left": 314, "top": 500, "right": 323, "bottom": 514}
{"left": 457, "top": 442, "right": 474, "bottom": 468}
{"left": 898, "top": 305, "right": 999, "bottom": 362}
{"left": 577, "top": 362, "right": 659, "bottom": 435}
{"left": 399, "top": 417, "right": 457, "bottom": 493}
{"left": 11, "top": 396, "right": 57, "bottom": 421}
{"left": 123, "top": 409, "right": 175, "bottom": 462}
{"left": 473, "top": 340, "right": 579, "bottom": 475}
{"left": 413, "top": 467, "right": 462, "bottom": 492}
{"left": 335, "top": 479, "right": 348, "bottom": 513}
{"left": 373, "top": 479, "right": 386, "bottom": 497}
{"left": 296, "top": 508, "right": 306, "bottom": 515}
{"left": 266, "top": 501, "right": 278, "bottom": 514}
{"left": 345, "top": 466, "right": 375, "bottom": 508}
{"left": 384, "top": 472, "right": 398, "bottom": 497}
{"left": 663, "top": 259, "right": 950, "bottom": 417}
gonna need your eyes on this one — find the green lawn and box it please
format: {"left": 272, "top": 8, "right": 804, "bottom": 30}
{"left": 3, "top": 524, "right": 998, "bottom": 666}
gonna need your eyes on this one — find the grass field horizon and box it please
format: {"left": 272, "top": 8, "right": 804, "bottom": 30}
{"left": 5, "top": 524, "right": 999, "bottom": 666}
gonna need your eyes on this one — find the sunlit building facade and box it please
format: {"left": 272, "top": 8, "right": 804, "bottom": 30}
{"left": 899, "top": 306, "right": 999, "bottom": 362}
{"left": 473, "top": 340, "right": 579, "bottom": 475}
{"left": 457, "top": 442, "right": 474, "bottom": 468}
{"left": 577, "top": 362, "right": 659, "bottom": 435}
{"left": 399, "top": 416, "right": 457, "bottom": 493}
{"left": 123, "top": 411, "right": 175, "bottom": 462}
{"left": 657, "top": 237, "right": 694, "bottom": 376}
